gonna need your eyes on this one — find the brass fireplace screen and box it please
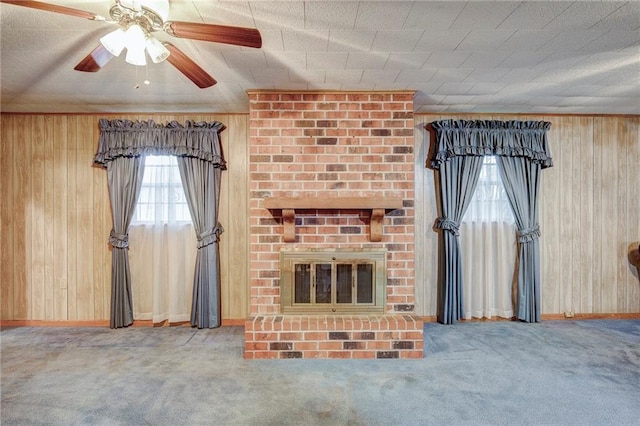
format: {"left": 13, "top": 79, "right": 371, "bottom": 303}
{"left": 280, "top": 249, "right": 386, "bottom": 314}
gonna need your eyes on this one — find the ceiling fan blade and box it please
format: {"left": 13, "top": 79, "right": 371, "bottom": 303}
{"left": 165, "top": 21, "right": 262, "bottom": 48}
{"left": 74, "top": 45, "right": 114, "bottom": 73}
{"left": 163, "top": 43, "right": 217, "bottom": 89}
{"left": 0, "top": 0, "right": 104, "bottom": 20}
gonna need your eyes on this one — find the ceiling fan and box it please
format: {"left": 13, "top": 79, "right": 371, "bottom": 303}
{"left": 0, "top": 0, "right": 262, "bottom": 88}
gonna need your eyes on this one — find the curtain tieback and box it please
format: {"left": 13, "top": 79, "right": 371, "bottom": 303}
{"left": 434, "top": 217, "right": 460, "bottom": 236}
{"left": 518, "top": 225, "right": 541, "bottom": 243}
{"left": 109, "top": 229, "right": 129, "bottom": 249}
{"left": 197, "top": 222, "right": 224, "bottom": 248}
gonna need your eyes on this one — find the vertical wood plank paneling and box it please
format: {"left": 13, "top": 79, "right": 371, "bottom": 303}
{"left": 217, "top": 116, "right": 230, "bottom": 319}
{"left": 413, "top": 114, "right": 427, "bottom": 316}
{"left": 43, "top": 115, "right": 56, "bottom": 320}
{"left": 71, "top": 115, "right": 91, "bottom": 321}
{"left": 415, "top": 113, "right": 464, "bottom": 317}
{"left": 1, "top": 116, "right": 15, "bottom": 319}
{"left": 40, "top": 115, "right": 55, "bottom": 320}
{"left": 601, "top": 118, "right": 618, "bottom": 312}
{"left": 53, "top": 115, "right": 69, "bottom": 320}
{"left": 220, "top": 114, "right": 249, "bottom": 319}
{"left": 628, "top": 117, "right": 640, "bottom": 312}
{"left": 24, "top": 116, "right": 35, "bottom": 320}
{"left": 617, "top": 117, "right": 632, "bottom": 313}
{"left": 413, "top": 114, "right": 439, "bottom": 316}
{"left": 542, "top": 116, "right": 562, "bottom": 314}
{"left": 31, "top": 115, "right": 46, "bottom": 320}
{"left": 66, "top": 116, "right": 79, "bottom": 320}
{"left": 91, "top": 120, "right": 108, "bottom": 321}
{"left": 80, "top": 115, "right": 95, "bottom": 318}
{"left": 218, "top": 115, "right": 232, "bottom": 318}
{"left": 558, "top": 117, "right": 573, "bottom": 314}
{"left": 238, "top": 114, "right": 250, "bottom": 319}
{"left": 78, "top": 116, "right": 96, "bottom": 320}
{"left": 13, "top": 115, "right": 31, "bottom": 319}
{"left": 616, "top": 118, "right": 628, "bottom": 312}
{"left": 578, "top": 117, "right": 594, "bottom": 313}
{"left": 592, "top": 118, "right": 604, "bottom": 313}
{"left": 570, "top": 116, "right": 583, "bottom": 313}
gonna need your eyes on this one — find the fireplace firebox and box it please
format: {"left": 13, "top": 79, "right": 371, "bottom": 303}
{"left": 280, "top": 249, "right": 386, "bottom": 314}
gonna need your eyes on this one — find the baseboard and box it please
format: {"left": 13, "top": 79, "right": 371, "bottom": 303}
{"left": 0, "top": 320, "right": 110, "bottom": 327}
{"left": 2, "top": 314, "right": 638, "bottom": 328}
{"left": 419, "top": 313, "right": 640, "bottom": 323}
{"left": 0, "top": 318, "right": 248, "bottom": 328}
{"left": 542, "top": 312, "right": 640, "bottom": 320}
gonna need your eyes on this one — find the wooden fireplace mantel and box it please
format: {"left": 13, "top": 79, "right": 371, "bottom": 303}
{"left": 262, "top": 196, "right": 404, "bottom": 242}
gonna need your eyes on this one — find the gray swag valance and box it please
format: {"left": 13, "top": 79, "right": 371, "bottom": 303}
{"left": 94, "top": 119, "right": 226, "bottom": 168}
{"left": 430, "top": 120, "right": 553, "bottom": 169}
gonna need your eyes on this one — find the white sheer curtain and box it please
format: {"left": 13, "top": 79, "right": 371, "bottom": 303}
{"left": 460, "top": 156, "right": 517, "bottom": 320}
{"left": 129, "top": 155, "right": 196, "bottom": 323}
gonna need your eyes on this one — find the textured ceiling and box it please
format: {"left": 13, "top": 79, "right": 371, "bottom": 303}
{"left": 1, "top": 1, "right": 639, "bottom": 114}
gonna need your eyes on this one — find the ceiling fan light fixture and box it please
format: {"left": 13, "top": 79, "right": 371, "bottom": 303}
{"left": 124, "top": 25, "right": 146, "bottom": 50}
{"left": 145, "top": 36, "right": 170, "bottom": 63}
{"left": 100, "top": 28, "right": 127, "bottom": 57}
{"left": 124, "top": 24, "right": 147, "bottom": 66}
{"left": 125, "top": 45, "right": 147, "bottom": 66}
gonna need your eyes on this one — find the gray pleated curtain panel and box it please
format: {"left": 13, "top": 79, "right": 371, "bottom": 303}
{"left": 430, "top": 120, "right": 553, "bottom": 324}
{"left": 434, "top": 155, "right": 484, "bottom": 324}
{"left": 177, "top": 155, "right": 224, "bottom": 329}
{"left": 497, "top": 156, "right": 544, "bottom": 322}
{"left": 105, "top": 156, "right": 145, "bottom": 328}
{"left": 94, "top": 119, "right": 227, "bottom": 329}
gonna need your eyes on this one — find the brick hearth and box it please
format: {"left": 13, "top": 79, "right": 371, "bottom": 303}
{"left": 244, "top": 91, "right": 423, "bottom": 359}
{"left": 245, "top": 315, "right": 423, "bottom": 359}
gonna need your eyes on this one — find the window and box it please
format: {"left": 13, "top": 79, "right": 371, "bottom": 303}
{"left": 129, "top": 155, "right": 195, "bottom": 323}
{"left": 133, "top": 155, "right": 191, "bottom": 224}
{"left": 460, "top": 156, "right": 517, "bottom": 320}
{"left": 464, "top": 156, "right": 514, "bottom": 224}
{"left": 281, "top": 250, "right": 386, "bottom": 314}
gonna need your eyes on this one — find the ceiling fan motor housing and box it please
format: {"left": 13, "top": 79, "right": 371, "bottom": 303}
{"left": 109, "top": 1, "right": 167, "bottom": 34}
{"left": 118, "top": 0, "right": 169, "bottom": 20}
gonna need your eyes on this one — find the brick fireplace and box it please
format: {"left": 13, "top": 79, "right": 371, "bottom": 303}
{"left": 244, "top": 91, "right": 423, "bottom": 359}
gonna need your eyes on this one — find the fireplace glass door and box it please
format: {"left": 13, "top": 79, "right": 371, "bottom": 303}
{"left": 281, "top": 250, "right": 386, "bottom": 314}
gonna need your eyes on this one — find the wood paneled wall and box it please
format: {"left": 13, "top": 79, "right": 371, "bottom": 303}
{"left": 0, "top": 114, "right": 249, "bottom": 321}
{"left": 2, "top": 112, "right": 638, "bottom": 322}
{"left": 414, "top": 114, "right": 640, "bottom": 317}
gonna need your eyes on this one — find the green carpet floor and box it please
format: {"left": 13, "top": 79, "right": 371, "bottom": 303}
{"left": 1, "top": 319, "right": 639, "bottom": 425}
